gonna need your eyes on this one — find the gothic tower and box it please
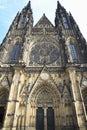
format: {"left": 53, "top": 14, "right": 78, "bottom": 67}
{"left": 0, "top": 1, "right": 87, "bottom": 130}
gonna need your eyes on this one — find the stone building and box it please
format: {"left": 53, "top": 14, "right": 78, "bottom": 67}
{"left": 0, "top": 1, "right": 87, "bottom": 130}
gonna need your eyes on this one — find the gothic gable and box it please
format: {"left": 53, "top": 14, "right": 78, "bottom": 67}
{"left": 34, "top": 13, "right": 54, "bottom": 28}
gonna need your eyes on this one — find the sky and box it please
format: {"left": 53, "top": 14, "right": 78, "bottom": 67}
{"left": 0, "top": 0, "right": 87, "bottom": 43}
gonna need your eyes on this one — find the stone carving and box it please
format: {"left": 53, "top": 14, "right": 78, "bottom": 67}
{"left": 19, "top": 81, "right": 30, "bottom": 105}
{"left": 36, "top": 90, "right": 53, "bottom": 105}
{"left": 30, "top": 43, "right": 59, "bottom": 64}
{"left": 81, "top": 75, "right": 87, "bottom": 89}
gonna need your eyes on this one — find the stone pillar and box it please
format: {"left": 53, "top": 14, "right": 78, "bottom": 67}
{"left": 56, "top": 105, "right": 61, "bottom": 129}
{"left": 3, "top": 69, "right": 21, "bottom": 130}
{"left": 21, "top": 106, "right": 26, "bottom": 130}
{"left": 33, "top": 107, "right": 36, "bottom": 127}
{"left": 25, "top": 104, "right": 31, "bottom": 127}
{"left": 54, "top": 106, "right": 58, "bottom": 130}
{"left": 30, "top": 107, "right": 34, "bottom": 127}
{"left": 44, "top": 107, "right": 47, "bottom": 130}
{"left": 68, "top": 67, "right": 86, "bottom": 130}
{"left": 12, "top": 71, "right": 28, "bottom": 130}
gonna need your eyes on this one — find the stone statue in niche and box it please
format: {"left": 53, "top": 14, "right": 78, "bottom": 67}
{"left": 15, "top": 81, "right": 29, "bottom": 128}
{"left": 19, "top": 81, "right": 30, "bottom": 105}
{"left": 81, "top": 75, "right": 87, "bottom": 89}
{"left": 19, "top": 93, "right": 28, "bottom": 105}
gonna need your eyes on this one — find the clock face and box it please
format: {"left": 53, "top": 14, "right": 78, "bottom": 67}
{"left": 30, "top": 43, "right": 59, "bottom": 64}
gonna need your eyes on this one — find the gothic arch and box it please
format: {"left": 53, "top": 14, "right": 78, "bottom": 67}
{"left": 28, "top": 81, "right": 61, "bottom": 107}
{"left": 13, "top": 36, "right": 22, "bottom": 45}
{"left": 66, "top": 36, "right": 76, "bottom": 45}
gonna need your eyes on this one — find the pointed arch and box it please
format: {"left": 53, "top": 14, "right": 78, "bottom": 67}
{"left": 66, "top": 36, "right": 78, "bottom": 61}
{"left": 28, "top": 81, "right": 61, "bottom": 107}
{"left": 11, "top": 37, "right": 22, "bottom": 61}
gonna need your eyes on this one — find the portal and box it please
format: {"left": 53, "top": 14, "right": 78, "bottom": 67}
{"left": 36, "top": 107, "right": 55, "bottom": 130}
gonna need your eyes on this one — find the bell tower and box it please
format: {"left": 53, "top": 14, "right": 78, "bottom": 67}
{"left": 55, "top": 1, "right": 87, "bottom": 64}
{"left": 0, "top": 1, "right": 33, "bottom": 64}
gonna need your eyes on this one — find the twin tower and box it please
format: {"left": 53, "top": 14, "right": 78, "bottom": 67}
{"left": 0, "top": 1, "right": 87, "bottom": 130}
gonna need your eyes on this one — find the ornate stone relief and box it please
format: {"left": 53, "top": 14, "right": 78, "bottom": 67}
{"left": 30, "top": 43, "right": 59, "bottom": 64}
{"left": 19, "top": 81, "right": 29, "bottom": 105}
{"left": 81, "top": 74, "right": 87, "bottom": 89}
{"left": 36, "top": 90, "right": 53, "bottom": 106}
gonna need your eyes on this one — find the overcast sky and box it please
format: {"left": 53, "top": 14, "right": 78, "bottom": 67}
{"left": 0, "top": 0, "right": 87, "bottom": 43}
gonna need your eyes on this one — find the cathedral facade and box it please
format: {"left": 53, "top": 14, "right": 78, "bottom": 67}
{"left": 0, "top": 1, "right": 87, "bottom": 130}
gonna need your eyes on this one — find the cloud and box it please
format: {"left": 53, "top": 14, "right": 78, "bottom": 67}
{"left": 0, "top": 5, "right": 6, "bottom": 9}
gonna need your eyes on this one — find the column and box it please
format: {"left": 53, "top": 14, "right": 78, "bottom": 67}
{"left": 30, "top": 107, "right": 33, "bottom": 127}
{"left": 68, "top": 67, "right": 86, "bottom": 130}
{"left": 3, "top": 69, "right": 21, "bottom": 130}
{"left": 33, "top": 107, "right": 36, "bottom": 127}
{"left": 56, "top": 105, "right": 61, "bottom": 129}
{"left": 12, "top": 71, "right": 27, "bottom": 130}
{"left": 44, "top": 107, "right": 47, "bottom": 130}
{"left": 54, "top": 106, "right": 58, "bottom": 130}
{"left": 25, "top": 104, "right": 31, "bottom": 128}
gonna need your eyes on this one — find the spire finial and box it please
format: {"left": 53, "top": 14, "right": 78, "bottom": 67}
{"left": 57, "top": 1, "right": 61, "bottom": 9}
{"left": 57, "top": 1, "right": 65, "bottom": 12}
{"left": 27, "top": 1, "right": 31, "bottom": 9}
{"left": 25, "top": 1, "right": 32, "bottom": 11}
{"left": 43, "top": 13, "right": 45, "bottom": 17}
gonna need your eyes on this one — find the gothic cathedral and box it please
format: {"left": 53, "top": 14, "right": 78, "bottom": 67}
{"left": 0, "top": 1, "right": 87, "bottom": 130}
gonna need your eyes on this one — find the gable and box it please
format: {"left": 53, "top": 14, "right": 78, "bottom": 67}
{"left": 34, "top": 13, "right": 54, "bottom": 28}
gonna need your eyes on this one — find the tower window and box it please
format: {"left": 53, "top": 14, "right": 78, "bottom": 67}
{"left": 19, "top": 16, "right": 26, "bottom": 29}
{"left": 62, "top": 16, "right": 69, "bottom": 29}
{"left": 11, "top": 44, "right": 20, "bottom": 61}
{"left": 21, "top": 16, "right": 26, "bottom": 23}
{"left": 69, "top": 44, "right": 77, "bottom": 60}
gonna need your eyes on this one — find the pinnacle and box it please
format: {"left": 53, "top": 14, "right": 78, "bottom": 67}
{"left": 43, "top": 13, "right": 46, "bottom": 17}
{"left": 27, "top": 1, "right": 31, "bottom": 9}
{"left": 57, "top": 1, "right": 62, "bottom": 9}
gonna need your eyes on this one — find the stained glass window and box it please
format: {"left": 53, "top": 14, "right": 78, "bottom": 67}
{"left": 62, "top": 16, "right": 69, "bottom": 29}
{"left": 30, "top": 43, "right": 59, "bottom": 64}
{"left": 20, "top": 16, "right": 26, "bottom": 29}
{"left": 11, "top": 44, "right": 20, "bottom": 61}
{"left": 69, "top": 44, "right": 77, "bottom": 60}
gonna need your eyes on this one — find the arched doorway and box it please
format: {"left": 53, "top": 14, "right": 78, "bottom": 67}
{"left": 36, "top": 90, "right": 55, "bottom": 130}
{"left": 28, "top": 82, "right": 60, "bottom": 130}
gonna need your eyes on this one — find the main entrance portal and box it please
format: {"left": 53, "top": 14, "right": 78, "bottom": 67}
{"left": 36, "top": 107, "right": 55, "bottom": 130}
{"left": 30, "top": 85, "right": 60, "bottom": 130}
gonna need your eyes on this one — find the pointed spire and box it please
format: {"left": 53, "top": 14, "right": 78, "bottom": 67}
{"left": 27, "top": 1, "right": 31, "bottom": 10}
{"left": 22, "top": 1, "right": 32, "bottom": 13}
{"left": 57, "top": 1, "right": 62, "bottom": 9}
{"left": 57, "top": 1, "right": 65, "bottom": 12}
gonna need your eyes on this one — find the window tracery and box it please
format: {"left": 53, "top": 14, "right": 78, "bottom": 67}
{"left": 30, "top": 43, "right": 59, "bottom": 64}
{"left": 11, "top": 42, "right": 20, "bottom": 61}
